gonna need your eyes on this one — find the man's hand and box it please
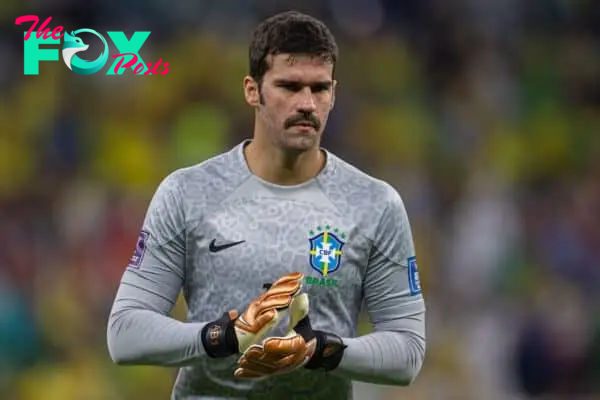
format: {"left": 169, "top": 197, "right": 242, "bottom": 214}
{"left": 201, "top": 271, "right": 304, "bottom": 358}
{"left": 234, "top": 292, "right": 347, "bottom": 379}
{"left": 233, "top": 292, "right": 313, "bottom": 378}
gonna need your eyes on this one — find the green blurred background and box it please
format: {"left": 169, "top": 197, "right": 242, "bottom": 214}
{"left": 1, "top": 1, "right": 599, "bottom": 399}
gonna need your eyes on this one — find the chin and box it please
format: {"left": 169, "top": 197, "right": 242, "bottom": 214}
{"left": 281, "top": 132, "right": 320, "bottom": 152}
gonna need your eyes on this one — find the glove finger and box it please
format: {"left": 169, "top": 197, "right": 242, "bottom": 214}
{"left": 239, "top": 271, "right": 303, "bottom": 329}
{"left": 263, "top": 334, "right": 307, "bottom": 356}
{"left": 287, "top": 293, "right": 309, "bottom": 332}
{"left": 237, "top": 359, "right": 273, "bottom": 375}
{"left": 235, "top": 308, "right": 276, "bottom": 338}
{"left": 239, "top": 342, "right": 301, "bottom": 370}
{"left": 238, "top": 355, "right": 280, "bottom": 375}
{"left": 234, "top": 367, "right": 267, "bottom": 379}
{"left": 238, "top": 343, "right": 288, "bottom": 372}
{"left": 261, "top": 274, "right": 303, "bottom": 300}
{"left": 270, "top": 271, "right": 304, "bottom": 289}
{"left": 239, "top": 351, "right": 302, "bottom": 376}
{"left": 240, "top": 344, "right": 268, "bottom": 361}
{"left": 234, "top": 312, "right": 278, "bottom": 354}
{"left": 252, "top": 308, "right": 282, "bottom": 331}
{"left": 268, "top": 348, "right": 307, "bottom": 370}
{"left": 236, "top": 339, "right": 312, "bottom": 378}
{"left": 233, "top": 272, "right": 303, "bottom": 354}
{"left": 237, "top": 294, "right": 292, "bottom": 335}
{"left": 258, "top": 292, "right": 299, "bottom": 312}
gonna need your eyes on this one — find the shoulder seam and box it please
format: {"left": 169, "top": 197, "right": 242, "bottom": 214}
{"left": 368, "top": 243, "right": 407, "bottom": 269}
{"left": 366, "top": 183, "right": 408, "bottom": 270}
{"left": 315, "top": 165, "right": 390, "bottom": 250}
{"left": 186, "top": 169, "right": 253, "bottom": 234}
{"left": 373, "top": 181, "right": 408, "bottom": 268}
{"left": 150, "top": 171, "right": 187, "bottom": 249}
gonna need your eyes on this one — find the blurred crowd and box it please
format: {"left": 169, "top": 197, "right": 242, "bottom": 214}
{"left": 1, "top": 1, "right": 599, "bottom": 399}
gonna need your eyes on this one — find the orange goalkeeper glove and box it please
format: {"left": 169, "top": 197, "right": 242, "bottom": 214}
{"left": 201, "top": 271, "right": 304, "bottom": 358}
{"left": 233, "top": 291, "right": 346, "bottom": 379}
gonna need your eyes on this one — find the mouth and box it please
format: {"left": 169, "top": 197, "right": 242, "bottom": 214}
{"left": 291, "top": 124, "right": 316, "bottom": 133}
{"left": 291, "top": 121, "right": 316, "bottom": 130}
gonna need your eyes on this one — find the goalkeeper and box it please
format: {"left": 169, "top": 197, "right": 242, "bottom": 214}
{"left": 107, "top": 10, "right": 426, "bottom": 400}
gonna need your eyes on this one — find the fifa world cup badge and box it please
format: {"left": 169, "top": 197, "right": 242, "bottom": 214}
{"left": 407, "top": 256, "right": 422, "bottom": 295}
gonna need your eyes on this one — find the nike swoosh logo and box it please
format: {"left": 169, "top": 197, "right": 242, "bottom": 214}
{"left": 209, "top": 239, "right": 245, "bottom": 253}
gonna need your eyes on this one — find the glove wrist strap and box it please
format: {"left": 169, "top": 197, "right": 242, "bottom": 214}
{"left": 305, "top": 330, "right": 346, "bottom": 371}
{"left": 294, "top": 316, "right": 346, "bottom": 371}
{"left": 201, "top": 311, "right": 238, "bottom": 358}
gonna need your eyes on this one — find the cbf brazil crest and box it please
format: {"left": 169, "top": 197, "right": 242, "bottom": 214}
{"left": 308, "top": 226, "right": 346, "bottom": 277}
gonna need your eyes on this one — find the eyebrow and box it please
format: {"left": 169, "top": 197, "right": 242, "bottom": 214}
{"left": 273, "top": 79, "right": 333, "bottom": 87}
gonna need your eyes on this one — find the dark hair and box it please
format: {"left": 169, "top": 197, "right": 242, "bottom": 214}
{"left": 249, "top": 11, "right": 338, "bottom": 83}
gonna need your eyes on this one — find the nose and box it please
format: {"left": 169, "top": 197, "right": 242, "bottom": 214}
{"left": 296, "top": 87, "right": 317, "bottom": 113}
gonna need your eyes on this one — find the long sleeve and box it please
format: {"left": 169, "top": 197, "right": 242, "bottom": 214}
{"left": 337, "top": 312, "right": 425, "bottom": 386}
{"left": 106, "top": 171, "right": 210, "bottom": 366}
{"left": 336, "top": 183, "right": 426, "bottom": 385}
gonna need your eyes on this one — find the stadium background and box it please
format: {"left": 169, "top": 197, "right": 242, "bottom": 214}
{"left": 1, "top": 1, "right": 599, "bottom": 399}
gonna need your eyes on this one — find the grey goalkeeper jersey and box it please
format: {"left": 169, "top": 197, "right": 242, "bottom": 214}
{"left": 107, "top": 140, "right": 426, "bottom": 400}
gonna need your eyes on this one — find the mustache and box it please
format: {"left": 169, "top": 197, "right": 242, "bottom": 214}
{"left": 284, "top": 113, "right": 321, "bottom": 130}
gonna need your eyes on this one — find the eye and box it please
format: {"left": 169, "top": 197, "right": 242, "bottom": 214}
{"left": 279, "top": 82, "right": 302, "bottom": 92}
{"left": 311, "top": 84, "right": 330, "bottom": 93}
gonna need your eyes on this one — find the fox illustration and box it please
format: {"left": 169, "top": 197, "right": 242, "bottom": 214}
{"left": 62, "top": 30, "right": 108, "bottom": 75}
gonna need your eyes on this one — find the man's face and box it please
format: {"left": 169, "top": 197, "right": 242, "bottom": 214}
{"left": 245, "top": 53, "right": 336, "bottom": 152}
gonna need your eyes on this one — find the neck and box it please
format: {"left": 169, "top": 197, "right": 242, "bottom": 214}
{"left": 244, "top": 136, "right": 325, "bottom": 186}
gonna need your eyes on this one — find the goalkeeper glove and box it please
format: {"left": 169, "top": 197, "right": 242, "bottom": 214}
{"left": 201, "top": 271, "right": 304, "bottom": 358}
{"left": 234, "top": 291, "right": 347, "bottom": 379}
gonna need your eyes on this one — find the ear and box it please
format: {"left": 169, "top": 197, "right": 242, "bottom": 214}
{"left": 330, "top": 80, "right": 337, "bottom": 110}
{"left": 243, "top": 76, "right": 261, "bottom": 107}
